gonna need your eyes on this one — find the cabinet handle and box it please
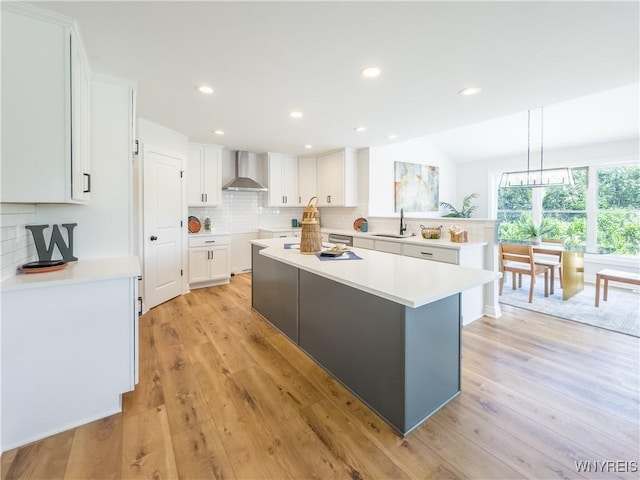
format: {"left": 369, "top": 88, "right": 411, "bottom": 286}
{"left": 208, "top": 251, "right": 211, "bottom": 260}
{"left": 83, "top": 173, "right": 91, "bottom": 193}
{"left": 327, "top": 195, "right": 331, "bottom": 203}
{"left": 150, "top": 235, "right": 158, "bottom": 241}
{"left": 299, "top": 196, "right": 301, "bottom": 204}
{"left": 205, "top": 240, "right": 216, "bottom": 243}
{"left": 137, "top": 296, "right": 143, "bottom": 316}
{"left": 420, "top": 251, "right": 433, "bottom": 256}
{"left": 205, "top": 193, "right": 208, "bottom": 202}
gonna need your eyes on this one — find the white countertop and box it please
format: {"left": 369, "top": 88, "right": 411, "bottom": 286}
{"left": 252, "top": 238, "right": 499, "bottom": 308}
{"left": 188, "top": 229, "right": 230, "bottom": 236}
{"left": 1, "top": 256, "right": 141, "bottom": 292}
{"left": 321, "top": 228, "right": 486, "bottom": 250}
{"left": 259, "top": 227, "right": 303, "bottom": 233}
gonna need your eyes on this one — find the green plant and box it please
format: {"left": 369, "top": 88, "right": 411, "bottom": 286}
{"left": 525, "top": 222, "right": 541, "bottom": 238}
{"left": 440, "top": 193, "right": 479, "bottom": 218}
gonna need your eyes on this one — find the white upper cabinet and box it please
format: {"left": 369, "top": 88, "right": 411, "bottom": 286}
{"left": 298, "top": 156, "right": 317, "bottom": 206}
{"left": 71, "top": 34, "right": 91, "bottom": 201}
{"left": 316, "top": 148, "right": 358, "bottom": 207}
{"left": 1, "top": 4, "right": 91, "bottom": 203}
{"left": 187, "top": 144, "right": 222, "bottom": 206}
{"left": 265, "top": 153, "right": 299, "bottom": 207}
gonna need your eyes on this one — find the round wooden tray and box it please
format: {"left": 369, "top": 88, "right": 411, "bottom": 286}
{"left": 188, "top": 216, "right": 201, "bottom": 233}
{"left": 19, "top": 261, "right": 68, "bottom": 274}
{"left": 353, "top": 217, "right": 367, "bottom": 231}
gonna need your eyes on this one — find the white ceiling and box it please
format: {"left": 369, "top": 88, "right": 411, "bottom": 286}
{"left": 29, "top": 1, "right": 640, "bottom": 158}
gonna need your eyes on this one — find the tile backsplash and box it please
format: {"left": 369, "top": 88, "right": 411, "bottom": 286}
{"left": 188, "top": 191, "right": 304, "bottom": 233}
{"left": 191, "top": 193, "right": 498, "bottom": 245}
{"left": 0, "top": 204, "right": 37, "bottom": 282}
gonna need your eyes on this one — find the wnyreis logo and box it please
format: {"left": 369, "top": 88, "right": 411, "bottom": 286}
{"left": 575, "top": 461, "right": 638, "bottom": 473}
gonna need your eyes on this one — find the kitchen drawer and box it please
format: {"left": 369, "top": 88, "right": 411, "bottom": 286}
{"left": 189, "top": 235, "right": 230, "bottom": 248}
{"left": 375, "top": 240, "right": 402, "bottom": 255}
{"left": 353, "top": 237, "right": 375, "bottom": 250}
{"left": 402, "top": 244, "right": 458, "bottom": 264}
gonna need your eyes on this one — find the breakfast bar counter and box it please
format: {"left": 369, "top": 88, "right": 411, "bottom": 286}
{"left": 251, "top": 238, "right": 499, "bottom": 435}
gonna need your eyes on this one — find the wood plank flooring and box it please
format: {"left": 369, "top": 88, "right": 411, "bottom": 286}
{"left": 3, "top": 273, "right": 639, "bottom": 479}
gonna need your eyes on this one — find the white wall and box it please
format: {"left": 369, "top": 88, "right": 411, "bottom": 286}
{"left": 367, "top": 136, "right": 457, "bottom": 218}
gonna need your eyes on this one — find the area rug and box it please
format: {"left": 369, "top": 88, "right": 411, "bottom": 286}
{"left": 498, "top": 279, "right": 639, "bottom": 337}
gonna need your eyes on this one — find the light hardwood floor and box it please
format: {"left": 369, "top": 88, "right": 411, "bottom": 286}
{"left": 3, "top": 273, "right": 639, "bottom": 479}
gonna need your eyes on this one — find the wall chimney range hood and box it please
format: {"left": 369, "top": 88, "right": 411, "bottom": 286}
{"left": 222, "top": 151, "right": 267, "bottom": 192}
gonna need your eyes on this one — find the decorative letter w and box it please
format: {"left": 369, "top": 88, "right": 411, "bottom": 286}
{"left": 25, "top": 224, "right": 78, "bottom": 262}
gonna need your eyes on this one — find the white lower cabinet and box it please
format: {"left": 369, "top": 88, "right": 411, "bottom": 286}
{"left": 188, "top": 234, "right": 230, "bottom": 288}
{"left": 374, "top": 240, "right": 403, "bottom": 255}
{"left": 402, "top": 242, "right": 486, "bottom": 324}
{"left": 1, "top": 257, "right": 140, "bottom": 450}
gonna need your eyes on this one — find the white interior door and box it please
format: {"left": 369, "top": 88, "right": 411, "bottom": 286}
{"left": 143, "top": 144, "right": 183, "bottom": 309}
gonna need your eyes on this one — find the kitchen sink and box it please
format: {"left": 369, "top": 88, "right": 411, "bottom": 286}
{"left": 371, "top": 234, "right": 406, "bottom": 238}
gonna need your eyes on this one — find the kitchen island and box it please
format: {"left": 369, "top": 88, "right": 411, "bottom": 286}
{"left": 251, "top": 238, "right": 500, "bottom": 435}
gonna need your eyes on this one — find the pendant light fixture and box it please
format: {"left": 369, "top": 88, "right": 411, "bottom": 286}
{"left": 499, "top": 107, "right": 574, "bottom": 188}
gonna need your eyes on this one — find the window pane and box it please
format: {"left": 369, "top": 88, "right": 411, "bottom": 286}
{"left": 498, "top": 212, "right": 534, "bottom": 241}
{"left": 542, "top": 167, "right": 587, "bottom": 211}
{"left": 541, "top": 213, "right": 587, "bottom": 247}
{"left": 598, "top": 166, "right": 640, "bottom": 209}
{"left": 498, "top": 187, "right": 531, "bottom": 210}
{"left": 597, "top": 212, "right": 640, "bottom": 255}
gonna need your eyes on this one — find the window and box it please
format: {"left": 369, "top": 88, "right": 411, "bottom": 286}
{"left": 497, "top": 164, "right": 640, "bottom": 256}
{"left": 597, "top": 166, "right": 640, "bottom": 254}
{"left": 541, "top": 167, "right": 587, "bottom": 247}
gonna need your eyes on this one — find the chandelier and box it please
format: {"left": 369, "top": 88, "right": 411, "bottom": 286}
{"left": 499, "top": 107, "right": 574, "bottom": 188}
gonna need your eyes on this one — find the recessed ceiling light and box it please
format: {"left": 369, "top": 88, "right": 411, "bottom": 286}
{"left": 387, "top": 134, "right": 397, "bottom": 140}
{"left": 458, "top": 86, "right": 482, "bottom": 96}
{"left": 354, "top": 126, "right": 367, "bottom": 132}
{"left": 213, "top": 130, "right": 224, "bottom": 135}
{"left": 197, "top": 85, "right": 214, "bottom": 94}
{"left": 290, "top": 111, "right": 303, "bottom": 118}
{"left": 361, "top": 66, "right": 381, "bottom": 78}
{"left": 304, "top": 144, "right": 312, "bottom": 149}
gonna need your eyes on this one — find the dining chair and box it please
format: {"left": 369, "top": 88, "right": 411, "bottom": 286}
{"left": 499, "top": 243, "right": 550, "bottom": 303}
{"left": 534, "top": 238, "right": 563, "bottom": 294}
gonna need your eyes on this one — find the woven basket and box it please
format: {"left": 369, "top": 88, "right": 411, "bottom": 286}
{"left": 302, "top": 196, "right": 320, "bottom": 225}
{"left": 300, "top": 197, "right": 322, "bottom": 254}
{"left": 420, "top": 225, "right": 442, "bottom": 239}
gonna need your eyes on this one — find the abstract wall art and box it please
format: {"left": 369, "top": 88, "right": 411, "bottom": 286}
{"left": 394, "top": 161, "right": 439, "bottom": 212}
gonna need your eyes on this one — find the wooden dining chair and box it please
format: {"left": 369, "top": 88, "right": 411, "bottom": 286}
{"left": 499, "top": 243, "right": 550, "bottom": 303}
{"left": 534, "top": 238, "right": 563, "bottom": 294}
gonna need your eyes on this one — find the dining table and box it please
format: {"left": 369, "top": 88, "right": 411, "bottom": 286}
{"left": 532, "top": 243, "right": 584, "bottom": 301}
{"left": 503, "top": 240, "right": 585, "bottom": 301}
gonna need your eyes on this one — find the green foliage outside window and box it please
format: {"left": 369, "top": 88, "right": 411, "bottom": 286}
{"left": 597, "top": 166, "right": 640, "bottom": 254}
{"left": 498, "top": 165, "right": 640, "bottom": 255}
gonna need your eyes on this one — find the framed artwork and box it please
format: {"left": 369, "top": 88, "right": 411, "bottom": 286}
{"left": 394, "top": 161, "right": 439, "bottom": 212}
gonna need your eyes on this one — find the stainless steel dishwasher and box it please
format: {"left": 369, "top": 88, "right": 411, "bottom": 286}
{"left": 327, "top": 233, "right": 353, "bottom": 246}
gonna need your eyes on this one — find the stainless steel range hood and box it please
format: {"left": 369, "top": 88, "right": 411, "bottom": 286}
{"left": 222, "top": 151, "right": 267, "bottom": 191}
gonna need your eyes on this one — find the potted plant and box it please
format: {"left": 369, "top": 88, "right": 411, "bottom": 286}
{"left": 440, "top": 193, "right": 479, "bottom": 218}
{"left": 526, "top": 222, "right": 542, "bottom": 244}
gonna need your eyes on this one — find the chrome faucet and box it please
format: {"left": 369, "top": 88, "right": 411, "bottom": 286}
{"left": 400, "top": 208, "right": 407, "bottom": 236}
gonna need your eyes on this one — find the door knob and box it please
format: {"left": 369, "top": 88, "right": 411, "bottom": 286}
{"left": 150, "top": 235, "right": 158, "bottom": 241}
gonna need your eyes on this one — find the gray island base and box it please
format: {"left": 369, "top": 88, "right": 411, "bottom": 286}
{"left": 252, "top": 244, "right": 461, "bottom": 435}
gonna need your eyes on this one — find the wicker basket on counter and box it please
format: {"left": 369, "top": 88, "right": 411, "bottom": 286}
{"left": 300, "top": 196, "right": 322, "bottom": 254}
{"left": 420, "top": 225, "right": 442, "bottom": 240}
